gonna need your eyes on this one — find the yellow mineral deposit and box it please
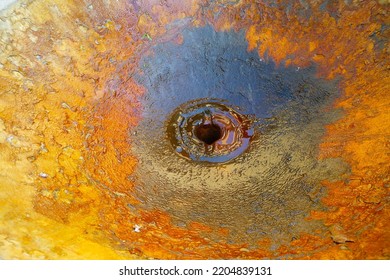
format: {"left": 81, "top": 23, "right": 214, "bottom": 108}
{"left": 0, "top": 0, "right": 389, "bottom": 259}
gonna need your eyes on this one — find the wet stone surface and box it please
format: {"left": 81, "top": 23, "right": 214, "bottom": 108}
{"left": 131, "top": 26, "right": 349, "bottom": 244}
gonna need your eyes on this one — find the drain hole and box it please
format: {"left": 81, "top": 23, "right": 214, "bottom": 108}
{"left": 168, "top": 100, "right": 253, "bottom": 163}
{"left": 194, "top": 123, "right": 222, "bottom": 145}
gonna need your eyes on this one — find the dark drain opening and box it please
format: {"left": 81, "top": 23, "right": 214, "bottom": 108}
{"left": 194, "top": 123, "right": 222, "bottom": 145}
{"left": 167, "top": 99, "right": 254, "bottom": 163}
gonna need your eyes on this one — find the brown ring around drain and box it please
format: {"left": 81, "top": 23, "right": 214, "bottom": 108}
{"left": 167, "top": 99, "right": 254, "bottom": 163}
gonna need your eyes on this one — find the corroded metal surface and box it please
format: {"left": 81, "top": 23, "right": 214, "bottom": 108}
{"left": 0, "top": 0, "right": 389, "bottom": 259}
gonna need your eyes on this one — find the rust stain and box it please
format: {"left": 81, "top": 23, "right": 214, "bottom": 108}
{"left": 0, "top": 0, "right": 388, "bottom": 259}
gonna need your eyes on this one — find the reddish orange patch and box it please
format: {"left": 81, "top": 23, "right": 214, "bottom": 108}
{"left": 0, "top": 0, "right": 388, "bottom": 259}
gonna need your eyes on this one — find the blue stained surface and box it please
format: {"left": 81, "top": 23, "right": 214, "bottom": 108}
{"left": 131, "top": 25, "right": 345, "bottom": 244}
{"left": 136, "top": 26, "right": 334, "bottom": 123}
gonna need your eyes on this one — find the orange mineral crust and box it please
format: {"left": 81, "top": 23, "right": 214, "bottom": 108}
{"left": 0, "top": 0, "right": 388, "bottom": 259}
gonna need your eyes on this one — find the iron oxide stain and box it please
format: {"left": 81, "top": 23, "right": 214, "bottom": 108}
{"left": 0, "top": 0, "right": 387, "bottom": 260}
{"left": 131, "top": 26, "right": 348, "bottom": 245}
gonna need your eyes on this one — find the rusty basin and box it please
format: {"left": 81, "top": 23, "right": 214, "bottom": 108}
{"left": 0, "top": 0, "right": 389, "bottom": 259}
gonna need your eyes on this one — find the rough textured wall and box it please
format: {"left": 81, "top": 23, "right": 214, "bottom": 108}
{"left": 0, "top": 0, "right": 388, "bottom": 259}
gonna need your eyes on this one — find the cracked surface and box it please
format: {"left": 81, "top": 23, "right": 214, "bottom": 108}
{"left": 0, "top": 0, "right": 389, "bottom": 259}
